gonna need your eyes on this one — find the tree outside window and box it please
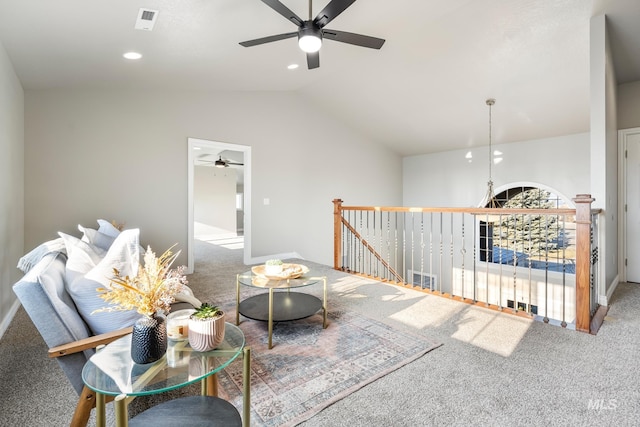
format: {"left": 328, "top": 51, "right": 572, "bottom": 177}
{"left": 479, "top": 187, "right": 575, "bottom": 273}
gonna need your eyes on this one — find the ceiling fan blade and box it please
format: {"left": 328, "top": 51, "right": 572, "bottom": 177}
{"left": 314, "top": 0, "right": 357, "bottom": 28}
{"left": 239, "top": 32, "right": 297, "bottom": 47}
{"left": 322, "top": 29, "right": 385, "bottom": 49}
{"left": 261, "top": 0, "right": 304, "bottom": 26}
{"left": 307, "top": 51, "right": 320, "bottom": 69}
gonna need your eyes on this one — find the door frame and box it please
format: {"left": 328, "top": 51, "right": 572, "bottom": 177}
{"left": 187, "top": 137, "right": 252, "bottom": 273}
{"left": 618, "top": 127, "right": 640, "bottom": 283}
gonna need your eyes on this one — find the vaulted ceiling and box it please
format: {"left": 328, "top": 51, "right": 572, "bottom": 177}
{"left": 1, "top": 0, "right": 639, "bottom": 156}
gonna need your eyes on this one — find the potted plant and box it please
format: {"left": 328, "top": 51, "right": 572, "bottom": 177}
{"left": 265, "top": 258, "right": 284, "bottom": 275}
{"left": 95, "top": 245, "right": 188, "bottom": 364}
{"left": 188, "top": 303, "right": 225, "bottom": 352}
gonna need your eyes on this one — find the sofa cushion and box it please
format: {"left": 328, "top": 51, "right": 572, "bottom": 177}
{"left": 13, "top": 251, "right": 94, "bottom": 395}
{"left": 64, "top": 229, "right": 142, "bottom": 335}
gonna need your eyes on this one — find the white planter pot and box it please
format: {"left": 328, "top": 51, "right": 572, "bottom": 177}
{"left": 188, "top": 313, "right": 225, "bottom": 352}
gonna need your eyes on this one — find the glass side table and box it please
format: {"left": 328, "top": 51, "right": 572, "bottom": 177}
{"left": 82, "top": 322, "right": 249, "bottom": 427}
{"left": 236, "top": 270, "right": 328, "bottom": 349}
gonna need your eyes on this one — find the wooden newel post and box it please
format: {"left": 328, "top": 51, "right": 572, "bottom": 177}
{"left": 573, "top": 194, "right": 595, "bottom": 333}
{"left": 333, "top": 199, "right": 343, "bottom": 270}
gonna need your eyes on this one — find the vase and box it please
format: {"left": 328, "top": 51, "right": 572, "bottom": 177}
{"left": 188, "top": 313, "right": 225, "bottom": 352}
{"left": 131, "top": 313, "right": 167, "bottom": 364}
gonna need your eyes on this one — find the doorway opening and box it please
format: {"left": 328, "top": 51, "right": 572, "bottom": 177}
{"left": 187, "top": 138, "right": 251, "bottom": 273}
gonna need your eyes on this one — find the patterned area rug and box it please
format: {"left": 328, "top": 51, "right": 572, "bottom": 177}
{"left": 216, "top": 299, "right": 441, "bottom": 426}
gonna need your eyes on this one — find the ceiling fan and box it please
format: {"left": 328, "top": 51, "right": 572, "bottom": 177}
{"left": 239, "top": 0, "right": 385, "bottom": 69}
{"left": 214, "top": 156, "right": 244, "bottom": 168}
{"left": 199, "top": 155, "right": 244, "bottom": 168}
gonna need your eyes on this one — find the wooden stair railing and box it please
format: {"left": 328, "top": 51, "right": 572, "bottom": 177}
{"left": 333, "top": 195, "right": 601, "bottom": 333}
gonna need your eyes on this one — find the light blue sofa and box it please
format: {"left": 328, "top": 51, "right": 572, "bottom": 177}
{"left": 13, "top": 251, "right": 192, "bottom": 426}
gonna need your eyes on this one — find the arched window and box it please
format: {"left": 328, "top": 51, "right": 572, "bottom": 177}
{"left": 479, "top": 185, "right": 575, "bottom": 273}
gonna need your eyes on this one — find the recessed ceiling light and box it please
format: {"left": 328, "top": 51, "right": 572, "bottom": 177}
{"left": 123, "top": 52, "right": 142, "bottom": 60}
{"left": 287, "top": 64, "right": 299, "bottom": 70}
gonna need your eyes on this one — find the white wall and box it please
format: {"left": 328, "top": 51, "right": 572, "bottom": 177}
{"left": 25, "top": 89, "right": 402, "bottom": 268}
{"left": 0, "top": 40, "right": 24, "bottom": 334}
{"left": 403, "top": 132, "right": 590, "bottom": 207}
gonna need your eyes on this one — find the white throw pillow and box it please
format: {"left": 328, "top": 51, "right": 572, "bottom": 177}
{"left": 64, "top": 228, "right": 141, "bottom": 335}
{"left": 59, "top": 232, "right": 107, "bottom": 275}
{"left": 97, "top": 219, "right": 122, "bottom": 237}
{"left": 78, "top": 224, "right": 117, "bottom": 251}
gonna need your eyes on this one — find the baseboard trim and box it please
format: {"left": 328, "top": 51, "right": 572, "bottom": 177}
{"left": 599, "top": 275, "right": 620, "bottom": 306}
{"left": 0, "top": 299, "right": 21, "bottom": 340}
{"left": 248, "top": 252, "right": 303, "bottom": 265}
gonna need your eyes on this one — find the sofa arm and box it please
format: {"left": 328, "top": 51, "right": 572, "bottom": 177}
{"left": 48, "top": 327, "right": 133, "bottom": 358}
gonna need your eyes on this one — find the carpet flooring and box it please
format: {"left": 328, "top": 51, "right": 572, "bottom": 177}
{"left": 2, "top": 236, "right": 640, "bottom": 426}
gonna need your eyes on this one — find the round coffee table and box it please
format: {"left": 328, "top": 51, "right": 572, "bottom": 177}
{"left": 236, "top": 269, "right": 327, "bottom": 349}
{"left": 82, "top": 323, "right": 249, "bottom": 427}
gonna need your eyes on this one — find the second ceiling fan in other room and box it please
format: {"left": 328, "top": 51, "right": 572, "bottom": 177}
{"left": 239, "top": 0, "right": 385, "bottom": 69}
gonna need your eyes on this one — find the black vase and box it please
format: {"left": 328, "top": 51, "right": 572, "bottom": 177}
{"left": 131, "top": 314, "right": 167, "bottom": 364}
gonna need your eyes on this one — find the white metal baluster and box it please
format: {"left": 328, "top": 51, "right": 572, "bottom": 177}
{"left": 527, "top": 213, "right": 533, "bottom": 316}
{"left": 346, "top": 210, "right": 352, "bottom": 271}
{"left": 378, "top": 210, "right": 383, "bottom": 279}
{"left": 394, "top": 212, "right": 399, "bottom": 283}
{"left": 420, "top": 212, "right": 425, "bottom": 289}
{"left": 485, "top": 214, "right": 491, "bottom": 306}
{"left": 410, "top": 212, "right": 415, "bottom": 287}
{"left": 450, "top": 212, "right": 454, "bottom": 297}
{"left": 512, "top": 213, "right": 517, "bottom": 313}
{"left": 543, "top": 214, "right": 550, "bottom": 323}
{"left": 461, "top": 213, "right": 466, "bottom": 300}
{"left": 439, "top": 212, "right": 443, "bottom": 294}
{"left": 402, "top": 212, "right": 407, "bottom": 285}
{"left": 498, "top": 214, "right": 503, "bottom": 308}
{"left": 385, "top": 211, "right": 391, "bottom": 282}
{"left": 429, "top": 212, "right": 434, "bottom": 291}
{"left": 561, "top": 214, "right": 567, "bottom": 327}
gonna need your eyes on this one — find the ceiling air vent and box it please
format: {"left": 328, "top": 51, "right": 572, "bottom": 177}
{"left": 135, "top": 8, "right": 158, "bottom": 31}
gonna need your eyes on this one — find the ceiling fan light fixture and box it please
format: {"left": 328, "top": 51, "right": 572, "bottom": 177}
{"left": 298, "top": 26, "right": 322, "bottom": 53}
{"left": 214, "top": 156, "right": 228, "bottom": 168}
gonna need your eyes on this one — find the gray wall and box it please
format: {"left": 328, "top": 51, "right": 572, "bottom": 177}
{"left": 618, "top": 80, "right": 640, "bottom": 129}
{"left": 590, "top": 15, "right": 618, "bottom": 295}
{"left": 0, "top": 39, "right": 24, "bottom": 334}
{"left": 194, "top": 165, "right": 237, "bottom": 235}
{"left": 403, "top": 132, "right": 590, "bottom": 207}
{"left": 24, "top": 89, "right": 403, "bottom": 268}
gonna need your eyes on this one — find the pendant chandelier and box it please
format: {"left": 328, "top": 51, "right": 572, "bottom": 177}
{"left": 483, "top": 98, "right": 499, "bottom": 209}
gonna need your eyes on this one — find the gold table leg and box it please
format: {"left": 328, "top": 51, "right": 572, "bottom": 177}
{"left": 268, "top": 288, "right": 274, "bottom": 349}
{"left": 322, "top": 277, "right": 328, "bottom": 328}
{"left": 95, "top": 392, "right": 106, "bottom": 427}
{"left": 236, "top": 274, "right": 240, "bottom": 326}
{"left": 114, "top": 394, "right": 128, "bottom": 427}
{"left": 242, "top": 347, "right": 251, "bottom": 427}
